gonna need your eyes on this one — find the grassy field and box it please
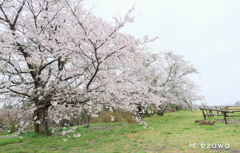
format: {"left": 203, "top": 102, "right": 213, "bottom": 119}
{"left": 0, "top": 110, "right": 240, "bottom": 153}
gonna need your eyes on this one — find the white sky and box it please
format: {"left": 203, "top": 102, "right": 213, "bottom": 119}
{"left": 84, "top": 0, "right": 240, "bottom": 106}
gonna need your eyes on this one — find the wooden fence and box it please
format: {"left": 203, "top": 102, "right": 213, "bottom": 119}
{"left": 199, "top": 106, "right": 240, "bottom": 124}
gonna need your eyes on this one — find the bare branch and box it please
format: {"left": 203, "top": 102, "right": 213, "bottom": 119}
{"left": 11, "top": 0, "right": 26, "bottom": 30}
{"left": 7, "top": 87, "right": 30, "bottom": 97}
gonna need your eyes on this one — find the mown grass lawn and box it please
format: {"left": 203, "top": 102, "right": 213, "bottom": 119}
{"left": 0, "top": 110, "right": 240, "bottom": 153}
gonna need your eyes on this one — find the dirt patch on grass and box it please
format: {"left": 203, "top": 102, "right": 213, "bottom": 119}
{"left": 193, "top": 113, "right": 202, "bottom": 116}
{"left": 127, "top": 134, "right": 137, "bottom": 139}
{"left": 90, "top": 125, "right": 122, "bottom": 130}
{"left": 212, "top": 147, "right": 240, "bottom": 153}
{"left": 0, "top": 134, "right": 18, "bottom": 139}
{"left": 215, "top": 119, "right": 240, "bottom": 124}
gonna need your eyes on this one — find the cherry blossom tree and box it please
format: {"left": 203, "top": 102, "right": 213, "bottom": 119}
{"left": 95, "top": 50, "right": 204, "bottom": 118}
{"left": 0, "top": 0, "right": 203, "bottom": 135}
{"left": 147, "top": 51, "right": 204, "bottom": 114}
{"left": 0, "top": 0, "right": 158, "bottom": 134}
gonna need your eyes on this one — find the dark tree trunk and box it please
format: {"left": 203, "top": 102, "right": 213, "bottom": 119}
{"left": 157, "top": 105, "right": 167, "bottom": 116}
{"left": 33, "top": 104, "right": 51, "bottom": 134}
{"left": 137, "top": 105, "right": 143, "bottom": 118}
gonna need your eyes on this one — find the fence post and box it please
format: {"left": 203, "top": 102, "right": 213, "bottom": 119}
{"left": 223, "top": 112, "right": 228, "bottom": 124}
{"left": 200, "top": 109, "right": 206, "bottom": 120}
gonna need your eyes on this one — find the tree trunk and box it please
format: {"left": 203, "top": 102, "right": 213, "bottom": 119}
{"left": 137, "top": 105, "right": 143, "bottom": 118}
{"left": 33, "top": 105, "right": 50, "bottom": 134}
{"left": 157, "top": 105, "right": 167, "bottom": 116}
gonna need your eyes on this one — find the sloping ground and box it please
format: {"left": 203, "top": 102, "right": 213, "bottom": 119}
{"left": 0, "top": 110, "right": 240, "bottom": 153}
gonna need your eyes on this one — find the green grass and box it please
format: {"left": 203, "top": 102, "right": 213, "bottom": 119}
{"left": 0, "top": 110, "right": 240, "bottom": 153}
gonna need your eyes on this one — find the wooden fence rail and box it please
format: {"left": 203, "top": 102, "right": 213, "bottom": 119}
{"left": 199, "top": 107, "right": 240, "bottom": 124}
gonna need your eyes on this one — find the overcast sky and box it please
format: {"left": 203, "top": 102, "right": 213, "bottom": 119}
{"left": 84, "top": 0, "right": 240, "bottom": 106}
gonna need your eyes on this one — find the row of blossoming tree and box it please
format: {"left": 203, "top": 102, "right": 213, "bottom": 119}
{"left": 0, "top": 0, "right": 204, "bottom": 134}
